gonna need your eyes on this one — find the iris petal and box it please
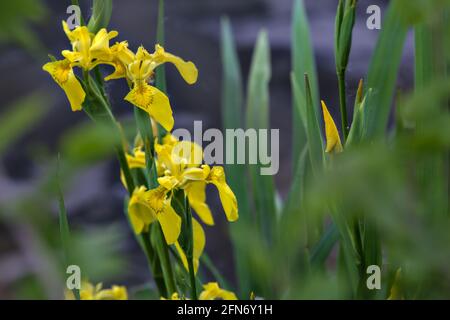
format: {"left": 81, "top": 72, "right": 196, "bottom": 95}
{"left": 124, "top": 83, "right": 174, "bottom": 131}
{"left": 42, "top": 59, "right": 85, "bottom": 111}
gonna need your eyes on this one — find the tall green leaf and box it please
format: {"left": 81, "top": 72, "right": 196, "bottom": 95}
{"left": 291, "top": 0, "right": 320, "bottom": 173}
{"left": 56, "top": 156, "right": 80, "bottom": 300}
{"left": 87, "top": 0, "right": 112, "bottom": 33}
{"left": 245, "top": 31, "right": 277, "bottom": 243}
{"left": 291, "top": 73, "right": 324, "bottom": 176}
{"left": 363, "top": 1, "right": 409, "bottom": 139}
{"left": 220, "top": 17, "right": 252, "bottom": 297}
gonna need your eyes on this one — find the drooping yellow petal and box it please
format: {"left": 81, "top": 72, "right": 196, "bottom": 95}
{"left": 128, "top": 186, "right": 158, "bottom": 234}
{"left": 185, "top": 181, "right": 214, "bottom": 226}
{"left": 192, "top": 218, "right": 206, "bottom": 262}
{"left": 198, "top": 282, "right": 237, "bottom": 300}
{"left": 207, "top": 166, "right": 238, "bottom": 222}
{"left": 43, "top": 59, "right": 85, "bottom": 111}
{"left": 151, "top": 44, "right": 198, "bottom": 84}
{"left": 174, "top": 218, "right": 206, "bottom": 274}
{"left": 157, "top": 200, "right": 182, "bottom": 245}
{"left": 321, "top": 100, "right": 343, "bottom": 153}
{"left": 124, "top": 82, "right": 174, "bottom": 131}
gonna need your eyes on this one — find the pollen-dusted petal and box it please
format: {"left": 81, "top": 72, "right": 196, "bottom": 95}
{"left": 186, "top": 181, "right": 214, "bottom": 226}
{"left": 124, "top": 83, "right": 174, "bottom": 131}
{"left": 207, "top": 166, "right": 238, "bottom": 222}
{"left": 157, "top": 201, "right": 181, "bottom": 245}
{"left": 43, "top": 59, "right": 85, "bottom": 111}
{"left": 152, "top": 44, "right": 198, "bottom": 84}
{"left": 321, "top": 100, "right": 343, "bottom": 153}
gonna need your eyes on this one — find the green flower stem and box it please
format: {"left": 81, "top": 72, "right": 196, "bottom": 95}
{"left": 153, "top": 225, "right": 176, "bottom": 296}
{"left": 337, "top": 70, "right": 349, "bottom": 141}
{"left": 134, "top": 106, "right": 177, "bottom": 298}
{"left": 185, "top": 202, "right": 198, "bottom": 300}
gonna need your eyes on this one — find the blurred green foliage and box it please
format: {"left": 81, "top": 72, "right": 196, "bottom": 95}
{"left": 0, "top": 0, "right": 47, "bottom": 57}
{"left": 222, "top": 0, "right": 450, "bottom": 299}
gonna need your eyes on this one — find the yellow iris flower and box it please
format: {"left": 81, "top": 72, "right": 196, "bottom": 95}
{"left": 127, "top": 186, "right": 206, "bottom": 272}
{"left": 124, "top": 134, "right": 238, "bottom": 226}
{"left": 121, "top": 45, "right": 198, "bottom": 131}
{"left": 198, "top": 282, "right": 238, "bottom": 300}
{"left": 43, "top": 21, "right": 118, "bottom": 111}
{"left": 155, "top": 135, "right": 238, "bottom": 226}
{"left": 321, "top": 100, "right": 343, "bottom": 153}
{"left": 128, "top": 185, "right": 182, "bottom": 244}
{"left": 66, "top": 282, "right": 128, "bottom": 300}
{"left": 161, "top": 283, "right": 237, "bottom": 300}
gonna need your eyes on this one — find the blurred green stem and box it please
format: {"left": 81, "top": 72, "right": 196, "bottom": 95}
{"left": 338, "top": 70, "right": 349, "bottom": 140}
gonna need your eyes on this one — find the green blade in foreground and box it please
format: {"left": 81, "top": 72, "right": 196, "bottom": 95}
{"left": 291, "top": 0, "right": 320, "bottom": 174}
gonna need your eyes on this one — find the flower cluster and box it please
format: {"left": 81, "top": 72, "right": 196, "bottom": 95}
{"left": 126, "top": 134, "right": 238, "bottom": 272}
{"left": 45, "top": 22, "right": 238, "bottom": 299}
{"left": 43, "top": 22, "right": 198, "bottom": 131}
